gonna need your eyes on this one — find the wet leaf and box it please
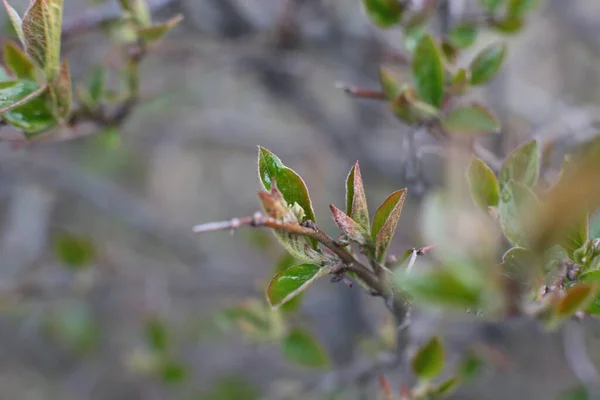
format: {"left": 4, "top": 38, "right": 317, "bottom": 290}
{"left": 281, "top": 328, "right": 329, "bottom": 368}
{"left": 372, "top": 189, "right": 407, "bottom": 262}
{"left": 443, "top": 104, "right": 500, "bottom": 134}
{"left": 346, "top": 161, "right": 370, "bottom": 231}
{"left": 555, "top": 284, "right": 594, "bottom": 318}
{"left": 498, "top": 180, "right": 538, "bottom": 247}
{"left": 2, "top": 0, "right": 24, "bottom": 45}
{"left": 449, "top": 23, "right": 477, "bottom": 48}
{"left": 379, "top": 66, "right": 400, "bottom": 100}
{"left": 3, "top": 40, "right": 36, "bottom": 80}
{"left": 499, "top": 139, "right": 539, "bottom": 189}
{"left": 413, "top": 34, "right": 444, "bottom": 107}
{"left": 478, "top": 0, "right": 504, "bottom": 13}
{"left": 137, "top": 14, "right": 183, "bottom": 42}
{"left": 469, "top": 42, "right": 506, "bottom": 85}
{"left": 267, "top": 264, "right": 328, "bottom": 310}
{"left": 361, "top": 0, "right": 404, "bottom": 28}
{"left": 467, "top": 157, "right": 500, "bottom": 211}
{"left": 258, "top": 147, "right": 316, "bottom": 224}
{"left": 330, "top": 204, "right": 370, "bottom": 245}
{"left": 54, "top": 232, "right": 95, "bottom": 269}
{"left": 411, "top": 336, "right": 444, "bottom": 379}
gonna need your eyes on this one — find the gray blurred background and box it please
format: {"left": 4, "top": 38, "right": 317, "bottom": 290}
{"left": 1, "top": 0, "right": 600, "bottom": 399}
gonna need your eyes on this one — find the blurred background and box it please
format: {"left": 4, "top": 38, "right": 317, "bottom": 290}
{"left": 1, "top": 0, "right": 600, "bottom": 399}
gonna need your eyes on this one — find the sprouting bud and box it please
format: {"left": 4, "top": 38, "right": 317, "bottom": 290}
{"left": 289, "top": 202, "right": 306, "bottom": 222}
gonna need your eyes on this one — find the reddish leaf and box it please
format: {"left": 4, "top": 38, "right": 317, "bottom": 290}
{"left": 330, "top": 204, "right": 370, "bottom": 244}
{"left": 372, "top": 189, "right": 407, "bottom": 262}
{"left": 345, "top": 161, "right": 370, "bottom": 231}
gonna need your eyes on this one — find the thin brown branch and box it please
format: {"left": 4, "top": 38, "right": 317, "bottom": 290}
{"left": 335, "top": 82, "right": 387, "bottom": 100}
{"left": 0, "top": 84, "right": 48, "bottom": 114}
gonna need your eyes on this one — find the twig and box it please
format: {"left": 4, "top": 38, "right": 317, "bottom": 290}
{"left": 335, "top": 82, "right": 387, "bottom": 100}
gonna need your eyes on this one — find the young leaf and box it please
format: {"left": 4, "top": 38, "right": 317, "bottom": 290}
{"left": 137, "top": 14, "right": 183, "bottom": 43}
{"left": 448, "top": 23, "right": 477, "bottom": 48}
{"left": 499, "top": 139, "right": 539, "bottom": 189}
{"left": 492, "top": 17, "right": 524, "bottom": 34}
{"left": 468, "top": 157, "right": 500, "bottom": 211}
{"left": 281, "top": 328, "right": 330, "bottom": 368}
{"left": 578, "top": 270, "right": 600, "bottom": 283}
{"left": 559, "top": 214, "right": 589, "bottom": 259}
{"left": 469, "top": 42, "right": 506, "bottom": 86}
{"left": 372, "top": 189, "right": 407, "bottom": 262}
{"left": 434, "top": 376, "right": 460, "bottom": 396}
{"left": 361, "top": 0, "right": 404, "bottom": 28}
{"left": 443, "top": 104, "right": 500, "bottom": 135}
{"left": 555, "top": 284, "right": 595, "bottom": 319}
{"left": 22, "top": 0, "right": 51, "bottom": 73}
{"left": 412, "top": 34, "right": 444, "bottom": 107}
{"left": 411, "top": 336, "right": 445, "bottom": 379}
{"left": 3, "top": 41, "right": 36, "bottom": 80}
{"left": 0, "top": 80, "right": 46, "bottom": 111}
{"left": 507, "top": 0, "right": 538, "bottom": 19}
{"left": 379, "top": 66, "right": 400, "bottom": 100}
{"left": 258, "top": 147, "right": 316, "bottom": 223}
{"left": 498, "top": 180, "right": 538, "bottom": 247}
{"left": 47, "top": 0, "right": 63, "bottom": 79}
{"left": 54, "top": 232, "right": 95, "bottom": 269}
{"left": 274, "top": 253, "right": 302, "bottom": 313}
{"left": 330, "top": 205, "right": 370, "bottom": 245}
{"left": 345, "top": 161, "right": 370, "bottom": 231}
{"left": 478, "top": 0, "right": 504, "bottom": 13}
{"left": 49, "top": 60, "right": 72, "bottom": 120}
{"left": 2, "top": 0, "right": 25, "bottom": 45}
{"left": 266, "top": 264, "right": 329, "bottom": 310}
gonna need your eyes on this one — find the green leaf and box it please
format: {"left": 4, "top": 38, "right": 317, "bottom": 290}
{"left": 398, "top": 268, "right": 481, "bottom": 309}
{"left": 443, "top": 104, "right": 500, "bottom": 134}
{"left": 440, "top": 40, "right": 457, "bottom": 64}
{"left": 434, "top": 376, "right": 460, "bottom": 396}
{"left": 501, "top": 247, "right": 542, "bottom": 295}
{"left": 89, "top": 67, "right": 106, "bottom": 103}
{"left": 478, "top": 0, "right": 504, "bottom": 13}
{"left": 2, "top": 0, "right": 24, "bottom": 45}
{"left": 559, "top": 214, "right": 589, "bottom": 259}
{"left": 145, "top": 317, "right": 169, "bottom": 352}
{"left": 448, "top": 23, "right": 477, "bottom": 48}
{"left": 49, "top": 60, "right": 72, "bottom": 120}
{"left": 53, "top": 232, "right": 95, "bottom": 269}
{"left": 499, "top": 139, "right": 539, "bottom": 189}
{"left": 267, "top": 264, "right": 328, "bottom": 310}
{"left": 46, "top": 0, "right": 63, "bottom": 79}
{"left": 361, "top": 0, "right": 404, "bottom": 28}
{"left": 469, "top": 42, "right": 506, "bottom": 86}
{"left": 137, "top": 14, "right": 183, "bottom": 42}
{"left": 404, "top": 25, "right": 426, "bottom": 53}
{"left": 3, "top": 40, "right": 36, "bottom": 80}
{"left": 345, "top": 161, "right": 370, "bottom": 231}
{"left": 412, "top": 34, "right": 445, "bottom": 107}
{"left": 0, "top": 80, "right": 56, "bottom": 135}
{"left": 467, "top": 157, "right": 500, "bottom": 211}
{"left": 22, "top": 0, "right": 50, "bottom": 75}
{"left": 492, "top": 17, "right": 524, "bottom": 34}
{"left": 274, "top": 253, "right": 302, "bottom": 313}
{"left": 507, "top": 0, "right": 538, "bottom": 19}
{"left": 411, "top": 336, "right": 445, "bottom": 379}
{"left": 258, "top": 147, "right": 316, "bottom": 224}
{"left": 372, "top": 189, "right": 407, "bottom": 262}
{"left": 196, "top": 376, "right": 260, "bottom": 400}
{"left": 578, "top": 270, "right": 600, "bottom": 282}
{"left": 378, "top": 66, "right": 400, "bottom": 100}
{"left": 159, "top": 361, "right": 187, "bottom": 383}
{"left": 221, "top": 303, "right": 272, "bottom": 336}
{"left": 330, "top": 205, "right": 370, "bottom": 245}
{"left": 556, "top": 386, "right": 589, "bottom": 400}
{"left": 498, "top": 180, "right": 538, "bottom": 247}
{"left": 555, "top": 284, "right": 594, "bottom": 319}
{"left": 281, "top": 328, "right": 329, "bottom": 368}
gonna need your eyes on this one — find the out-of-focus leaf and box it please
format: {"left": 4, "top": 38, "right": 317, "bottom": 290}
{"left": 578, "top": 270, "right": 600, "bottom": 283}
{"left": 507, "top": 0, "right": 538, "bottom": 19}
{"left": 469, "top": 42, "right": 506, "bottom": 85}
{"left": 258, "top": 147, "right": 316, "bottom": 223}
{"left": 555, "top": 284, "right": 595, "bottom": 319}
{"left": 195, "top": 376, "right": 260, "bottom": 400}
{"left": 498, "top": 180, "right": 538, "bottom": 247}
{"left": 397, "top": 268, "right": 481, "bottom": 309}
{"left": 0, "top": 66, "right": 9, "bottom": 82}
{"left": 379, "top": 66, "right": 400, "bottom": 100}
{"left": 443, "top": 104, "right": 500, "bottom": 134}
{"left": 361, "top": 0, "right": 404, "bottom": 28}
{"left": 267, "top": 264, "right": 329, "bottom": 310}
{"left": 556, "top": 386, "right": 589, "bottom": 400}
{"left": 411, "top": 336, "right": 444, "bottom": 379}
{"left": 281, "top": 328, "right": 329, "bottom": 368}
{"left": 590, "top": 213, "right": 600, "bottom": 239}
{"left": 372, "top": 189, "right": 407, "bottom": 262}
{"left": 53, "top": 232, "right": 95, "bottom": 269}
{"left": 45, "top": 302, "right": 98, "bottom": 353}
{"left": 145, "top": 317, "right": 168, "bottom": 352}
{"left": 137, "top": 14, "right": 183, "bottom": 42}
{"left": 460, "top": 352, "right": 483, "bottom": 381}
{"left": 160, "top": 361, "right": 186, "bottom": 383}
{"left": 2, "top": 0, "right": 25, "bottom": 45}
{"left": 499, "top": 139, "right": 539, "bottom": 189}
{"left": 413, "top": 34, "right": 444, "bottom": 107}
{"left": 449, "top": 23, "right": 477, "bottom": 48}
{"left": 404, "top": 25, "right": 426, "bottom": 53}
{"left": 467, "top": 157, "right": 500, "bottom": 211}
{"left": 221, "top": 302, "right": 273, "bottom": 337}
{"left": 89, "top": 67, "right": 106, "bottom": 103}
{"left": 492, "top": 17, "right": 524, "bottom": 34}
{"left": 390, "top": 86, "right": 439, "bottom": 124}
{"left": 478, "top": 0, "right": 504, "bottom": 13}
{"left": 441, "top": 40, "right": 457, "bottom": 64}
{"left": 434, "top": 376, "right": 460, "bottom": 396}
{"left": 501, "top": 247, "right": 541, "bottom": 295}
{"left": 330, "top": 205, "right": 370, "bottom": 245}
{"left": 49, "top": 60, "right": 72, "bottom": 120}
{"left": 448, "top": 68, "right": 470, "bottom": 95}
{"left": 3, "top": 40, "right": 36, "bottom": 80}
{"left": 345, "top": 161, "right": 370, "bottom": 231}
{"left": 559, "top": 214, "right": 589, "bottom": 259}
{"left": 273, "top": 253, "right": 302, "bottom": 313}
